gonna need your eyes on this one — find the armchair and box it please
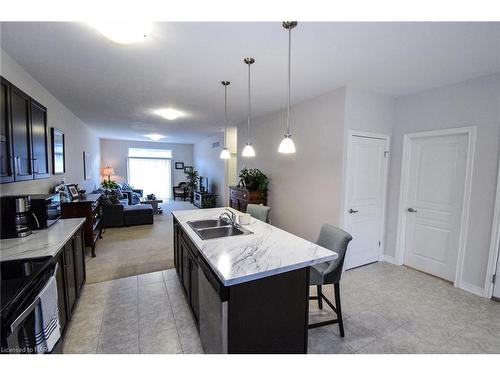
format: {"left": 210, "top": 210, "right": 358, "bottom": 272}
{"left": 173, "top": 182, "right": 188, "bottom": 201}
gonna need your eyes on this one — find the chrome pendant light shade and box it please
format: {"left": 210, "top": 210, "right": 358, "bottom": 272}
{"left": 220, "top": 81, "right": 231, "bottom": 160}
{"left": 278, "top": 21, "right": 297, "bottom": 154}
{"left": 242, "top": 57, "right": 256, "bottom": 158}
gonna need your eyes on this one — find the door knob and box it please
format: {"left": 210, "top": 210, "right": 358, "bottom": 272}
{"left": 348, "top": 209, "right": 359, "bottom": 214}
{"left": 407, "top": 208, "right": 417, "bottom": 213}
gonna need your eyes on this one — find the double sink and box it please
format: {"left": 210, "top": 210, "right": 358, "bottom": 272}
{"left": 187, "top": 218, "right": 253, "bottom": 240}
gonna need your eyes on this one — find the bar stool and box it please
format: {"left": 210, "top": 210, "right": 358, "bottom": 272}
{"left": 308, "top": 224, "right": 352, "bottom": 337}
{"left": 246, "top": 204, "right": 271, "bottom": 223}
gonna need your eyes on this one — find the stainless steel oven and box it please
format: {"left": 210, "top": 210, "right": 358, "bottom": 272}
{"left": 0, "top": 257, "right": 62, "bottom": 354}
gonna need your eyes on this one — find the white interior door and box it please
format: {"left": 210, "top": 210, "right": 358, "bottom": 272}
{"left": 344, "top": 135, "right": 388, "bottom": 270}
{"left": 403, "top": 133, "right": 468, "bottom": 281}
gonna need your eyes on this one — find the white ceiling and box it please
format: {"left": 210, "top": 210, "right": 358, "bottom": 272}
{"left": 1, "top": 22, "right": 499, "bottom": 143}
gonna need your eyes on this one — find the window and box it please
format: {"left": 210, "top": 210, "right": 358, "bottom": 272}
{"left": 127, "top": 148, "right": 172, "bottom": 199}
{"left": 128, "top": 148, "right": 172, "bottom": 158}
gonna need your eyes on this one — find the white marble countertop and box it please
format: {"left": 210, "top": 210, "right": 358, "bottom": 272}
{"left": 172, "top": 208, "right": 338, "bottom": 286}
{"left": 0, "top": 218, "right": 86, "bottom": 261}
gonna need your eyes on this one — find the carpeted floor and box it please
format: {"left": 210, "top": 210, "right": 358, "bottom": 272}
{"left": 85, "top": 199, "right": 195, "bottom": 284}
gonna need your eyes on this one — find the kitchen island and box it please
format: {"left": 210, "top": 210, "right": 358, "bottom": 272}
{"left": 172, "top": 208, "right": 337, "bottom": 354}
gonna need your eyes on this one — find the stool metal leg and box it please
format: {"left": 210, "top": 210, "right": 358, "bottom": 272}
{"left": 317, "top": 285, "right": 323, "bottom": 309}
{"left": 334, "top": 282, "right": 344, "bottom": 337}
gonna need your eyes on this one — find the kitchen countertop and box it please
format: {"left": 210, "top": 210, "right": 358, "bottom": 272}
{"left": 172, "top": 208, "right": 338, "bottom": 286}
{"left": 0, "top": 218, "right": 86, "bottom": 261}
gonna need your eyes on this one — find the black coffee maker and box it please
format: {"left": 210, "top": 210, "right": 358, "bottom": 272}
{"left": 1, "top": 195, "right": 33, "bottom": 239}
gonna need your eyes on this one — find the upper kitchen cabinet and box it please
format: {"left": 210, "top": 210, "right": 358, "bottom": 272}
{"left": 0, "top": 76, "right": 51, "bottom": 183}
{"left": 10, "top": 85, "right": 33, "bottom": 181}
{"left": 30, "top": 99, "right": 50, "bottom": 179}
{"left": 0, "top": 77, "right": 14, "bottom": 183}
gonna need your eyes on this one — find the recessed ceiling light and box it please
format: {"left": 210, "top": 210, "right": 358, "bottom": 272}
{"left": 154, "top": 108, "right": 183, "bottom": 121}
{"left": 146, "top": 133, "right": 164, "bottom": 141}
{"left": 89, "top": 21, "right": 152, "bottom": 45}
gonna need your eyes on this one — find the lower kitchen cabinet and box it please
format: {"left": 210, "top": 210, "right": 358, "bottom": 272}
{"left": 73, "top": 229, "right": 86, "bottom": 295}
{"left": 53, "top": 227, "right": 86, "bottom": 333}
{"left": 55, "top": 255, "right": 68, "bottom": 332}
{"left": 63, "top": 242, "right": 77, "bottom": 316}
{"left": 175, "top": 227, "right": 200, "bottom": 324}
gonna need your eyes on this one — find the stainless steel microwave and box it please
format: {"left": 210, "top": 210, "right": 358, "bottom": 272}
{"left": 30, "top": 194, "right": 60, "bottom": 229}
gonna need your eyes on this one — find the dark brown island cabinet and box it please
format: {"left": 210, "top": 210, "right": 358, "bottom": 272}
{"left": 173, "top": 217, "right": 309, "bottom": 354}
{"left": 61, "top": 194, "right": 103, "bottom": 257}
{"left": 1, "top": 76, "right": 50, "bottom": 183}
{"left": 53, "top": 226, "right": 86, "bottom": 337}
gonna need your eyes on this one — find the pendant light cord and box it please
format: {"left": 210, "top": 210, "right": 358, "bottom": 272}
{"left": 286, "top": 25, "right": 292, "bottom": 135}
{"left": 224, "top": 83, "right": 228, "bottom": 148}
{"left": 247, "top": 62, "right": 251, "bottom": 143}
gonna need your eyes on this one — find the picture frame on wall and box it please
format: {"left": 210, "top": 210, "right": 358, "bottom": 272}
{"left": 175, "top": 162, "right": 184, "bottom": 170}
{"left": 51, "top": 128, "right": 65, "bottom": 174}
{"left": 83, "top": 151, "right": 92, "bottom": 180}
{"left": 184, "top": 165, "right": 193, "bottom": 173}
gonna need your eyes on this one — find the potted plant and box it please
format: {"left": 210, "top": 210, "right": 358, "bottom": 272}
{"left": 101, "top": 179, "right": 119, "bottom": 190}
{"left": 184, "top": 168, "right": 199, "bottom": 204}
{"left": 238, "top": 168, "right": 269, "bottom": 192}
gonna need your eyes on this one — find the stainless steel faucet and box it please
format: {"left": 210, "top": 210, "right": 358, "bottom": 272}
{"left": 219, "top": 209, "right": 237, "bottom": 226}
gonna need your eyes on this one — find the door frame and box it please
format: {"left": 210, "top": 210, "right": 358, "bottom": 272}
{"left": 342, "top": 130, "right": 391, "bottom": 263}
{"left": 484, "top": 154, "right": 500, "bottom": 299}
{"left": 394, "top": 126, "right": 476, "bottom": 290}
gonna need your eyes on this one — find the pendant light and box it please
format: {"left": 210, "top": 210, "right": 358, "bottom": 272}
{"left": 242, "top": 58, "right": 256, "bottom": 158}
{"left": 220, "top": 81, "right": 231, "bottom": 160}
{"left": 278, "top": 21, "right": 297, "bottom": 154}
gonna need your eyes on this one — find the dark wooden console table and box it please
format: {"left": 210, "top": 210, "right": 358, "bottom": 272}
{"left": 229, "top": 186, "right": 267, "bottom": 213}
{"left": 61, "top": 193, "right": 102, "bottom": 257}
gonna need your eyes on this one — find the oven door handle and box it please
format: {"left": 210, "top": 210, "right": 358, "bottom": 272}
{"left": 10, "top": 297, "right": 40, "bottom": 333}
{"left": 9, "top": 264, "right": 58, "bottom": 333}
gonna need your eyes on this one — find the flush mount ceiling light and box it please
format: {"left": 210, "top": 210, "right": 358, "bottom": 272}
{"left": 89, "top": 21, "right": 152, "bottom": 45}
{"left": 146, "top": 133, "right": 164, "bottom": 141}
{"left": 154, "top": 108, "right": 184, "bottom": 121}
{"left": 242, "top": 57, "right": 256, "bottom": 158}
{"left": 220, "top": 81, "right": 231, "bottom": 160}
{"left": 278, "top": 21, "right": 297, "bottom": 154}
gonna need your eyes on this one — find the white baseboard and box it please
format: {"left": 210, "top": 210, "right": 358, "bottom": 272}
{"left": 460, "top": 281, "right": 485, "bottom": 297}
{"left": 381, "top": 254, "right": 397, "bottom": 265}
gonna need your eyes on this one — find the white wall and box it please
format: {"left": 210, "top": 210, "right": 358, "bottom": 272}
{"left": 99, "top": 138, "right": 193, "bottom": 186}
{"left": 344, "top": 87, "right": 395, "bottom": 135}
{"left": 0, "top": 50, "right": 100, "bottom": 195}
{"left": 385, "top": 73, "right": 500, "bottom": 291}
{"left": 237, "top": 87, "right": 347, "bottom": 242}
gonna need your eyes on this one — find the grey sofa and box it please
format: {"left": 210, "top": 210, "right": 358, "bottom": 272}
{"left": 101, "top": 201, "right": 154, "bottom": 228}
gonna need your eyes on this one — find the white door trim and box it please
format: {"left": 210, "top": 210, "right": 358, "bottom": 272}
{"left": 484, "top": 155, "right": 500, "bottom": 298}
{"left": 342, "top": 130, "right": 391, "bottom": 262}
{"left": 394, "top": 126, "right": 476, "bottom": 291}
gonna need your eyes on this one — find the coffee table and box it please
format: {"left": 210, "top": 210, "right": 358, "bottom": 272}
{"left": 140, "top": 198, "right": 163, "bottom": 214}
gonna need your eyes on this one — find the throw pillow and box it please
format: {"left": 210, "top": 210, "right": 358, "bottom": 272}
{"left": 111, "top": 188, "right": 124, "bottom": 199}
{"left": 99, "top": 195, "right": 113, "bottom": 206}
{"left": 121, "top": 181, "right": 134, "bottom": 191}
{"left": 109, "top": 194, "right": 120, "bottom": 204}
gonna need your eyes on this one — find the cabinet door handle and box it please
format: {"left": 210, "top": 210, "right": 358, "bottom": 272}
{"left": 407, "top": 208, "right": 418, "bottom": 213}
{"left": 12, "top": 157, "right": 18, "bottom": 175}
{"left": 348, "top": 208, "right": 359, "bottom": 214}
{"left": 16, "top": 157, "right": 26, "bottom": 175}
{"left": 32, "top": 158, "right": 39, "bottom": 173}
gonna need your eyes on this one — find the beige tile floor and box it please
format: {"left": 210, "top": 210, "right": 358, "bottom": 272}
{"left": 63, "top": 262, "right": 500, "bottom": 354}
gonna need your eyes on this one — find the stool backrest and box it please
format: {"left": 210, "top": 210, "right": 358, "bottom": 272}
{"left": 246, "top": 204, "right": 271, "bottom": 223}
{"left": 316, "top": 224, "right": 352, "bottom": 284}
